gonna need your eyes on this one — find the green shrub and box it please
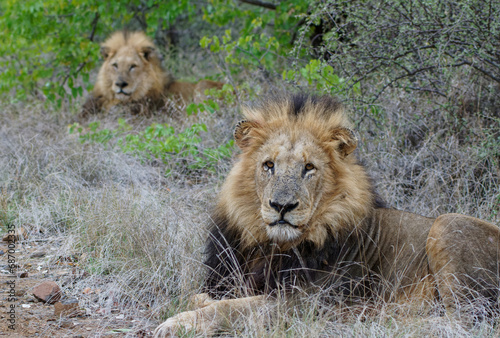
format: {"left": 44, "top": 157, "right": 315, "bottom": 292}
{"left": 69, "top": 119, "right": 233, "bottom": 174}
{"left": 0, "top": 0, "right": 197, "bottom": 104}
{"left": 301, "top": 0, "right": 500, "bottom": 100}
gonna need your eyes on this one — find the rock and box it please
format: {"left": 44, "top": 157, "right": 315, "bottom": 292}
{"left": 61, "top": 277, "right": 74, "bottom": 287}
{"left": 0, "top": 250, "right": 4, "bottom": 255}
{"left": 17, "top": 271, "right": 28, "bottom": 278}
{"left": 32, "top": 281, "right": 62, "bottom": 304}
{"left": 59, "top": 318, "right": 74, "bottom": 328}
{"left": 2, "top": 227, "right": 28, "bottom": 242}
{"left": 15, "top": 289, "right": 26, "bottom": 297}
{"left": 30, "top": 251, "right": 47, "bottom": 258}
{"left": 54, "top": 298, "right": 80, "bottom": 317}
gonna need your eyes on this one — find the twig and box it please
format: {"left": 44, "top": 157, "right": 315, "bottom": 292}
{"left": 239, "top": 0, "right": 276, "bottom": 10}
{"left": 88, "top": 12, "right": 100, "bottom": 42}
{"left": 62, "top": 12, "right": 100, "bottom": 86}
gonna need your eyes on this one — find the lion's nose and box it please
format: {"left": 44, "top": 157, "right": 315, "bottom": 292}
{"left": 269, "top": 200, "right": 299, "bottom": 215}
{"left": 115, "top": 80, "right": 128, "bottom": 89}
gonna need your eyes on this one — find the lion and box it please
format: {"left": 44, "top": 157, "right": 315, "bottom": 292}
{"left": 154, "top": 94, "right": 500, "bottom": 336}
{"left": 81, "top": 31, "right": 223, "bottom": 116}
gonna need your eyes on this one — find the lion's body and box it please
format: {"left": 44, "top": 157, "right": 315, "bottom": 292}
{"left": 81, "top": 31, "right": 223, "bottom": 116}
{"left": 154, "top": 94, "right": 500, "bottom": 337}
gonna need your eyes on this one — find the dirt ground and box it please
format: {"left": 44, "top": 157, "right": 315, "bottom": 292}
{"left": 0, "top": 234, "right": 156, "bottom": 337}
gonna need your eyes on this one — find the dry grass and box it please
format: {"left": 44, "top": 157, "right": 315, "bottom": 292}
{"left": 0, "top": 64, "right": 499, "bottom": 336}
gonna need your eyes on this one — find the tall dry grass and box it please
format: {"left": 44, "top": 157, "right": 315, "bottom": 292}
{"left": 0, "top": 66, "right": 498, "bottom": 336}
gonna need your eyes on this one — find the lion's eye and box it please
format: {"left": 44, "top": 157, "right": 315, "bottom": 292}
{"left": 263, "top": 161, "right": 274, "bottom": 171}
{"left": 130, "top": 64, "right": 137, "bottom": 71}
{"left": 305, "top": 163, "right": 315, "bottom": 171}
{"left": 111, "top": 63, "right": 118, "bottom": 69}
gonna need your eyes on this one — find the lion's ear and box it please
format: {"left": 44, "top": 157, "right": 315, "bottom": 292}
{"left": 141, "top": 46, "right": 157, "bottom": 62}
{"left": 100, "top": 46, "right": 112, "bottom": 60}
{"left": 234, "top": 120, "right": 260, "bottom": 149}
{"left": 331, "top": 127, "right": 357, "bottom": 157}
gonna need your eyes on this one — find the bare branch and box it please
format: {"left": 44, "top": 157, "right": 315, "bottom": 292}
{"left": 88, "top": 12, "right": 99, "bottom": 42}
{"left": 239, "top": 0, "right": 276, "bottom": 10}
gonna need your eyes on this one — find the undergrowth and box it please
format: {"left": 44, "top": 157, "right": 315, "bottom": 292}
{"left": 68, "top": 118, "right": 234, "bottom": 175}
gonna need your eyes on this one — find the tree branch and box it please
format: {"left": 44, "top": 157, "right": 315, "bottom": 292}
{"left": 62, "top": 12, "right": 100, "bottom": 86}
{"left": 88, "top": 12, "right": 100, "bottom": 42}
{"left": 239, "top": 0, "right": 276, "bottom": 10}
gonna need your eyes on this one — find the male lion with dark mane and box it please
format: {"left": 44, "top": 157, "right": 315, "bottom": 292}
{"left": 81, "top": 31, "right": 223, "bottom": 116}
{"left": 154, "top": 94, "right": 500, "bottom": 336}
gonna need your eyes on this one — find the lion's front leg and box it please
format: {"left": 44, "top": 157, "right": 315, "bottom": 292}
{"left": 154, "top": 295, "right": 268, "bottom": 337}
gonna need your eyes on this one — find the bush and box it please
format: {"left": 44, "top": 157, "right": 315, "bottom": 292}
{"left": 0, "top": 0, "right": 197, "bottom": 104}
{"left": 301, "top": 0, "right": 500, "bottom": 101}
{"left": 69, "top": 119, "right": 234, "bottom": 175}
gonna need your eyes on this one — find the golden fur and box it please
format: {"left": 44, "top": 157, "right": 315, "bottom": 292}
{"left": 154, "top": 94, "right": 500, "bottom": 337}
{"left": 81, "top": 31, "right": 223, "bottom": 116}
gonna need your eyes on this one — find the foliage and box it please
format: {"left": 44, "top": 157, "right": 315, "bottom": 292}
{"left": 68, "top": 119, "right": 234, "bottom": 174}
{"left": 3, "top": 0, "right": 500, "bottom": 105}
{"left": 301, "top": 0, "right": 500, "bottom": 101}
{"left": 478, "top": 116, "right": 500, "bottom": 160}
{"left": 203, "top": 0, "right": 309, "bottom": 49}
{"left": 0, "top": 0, "right": 349, "bottom": 102}
{"left": 200, "top": 0, "right": 364, "bottom": 96}
{"left": 186, "top": 84, "right": 236, "bottom": 115}
{"left": 0, "top": 0, "right": 196, "bottom": 104}
{"left": 282, "top": 59, "right": 361, "bottom": 96}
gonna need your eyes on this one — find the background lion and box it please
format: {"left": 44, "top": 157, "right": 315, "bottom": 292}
{"left": 154, "top": 93, "right": 500, "bottom": 337}
{"left": 80, "top": 31, "right": 223, "bottom": 116}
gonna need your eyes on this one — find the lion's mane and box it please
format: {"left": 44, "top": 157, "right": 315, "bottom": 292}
{"left": 204, "top": 94, "right": 384, "bottom": 298}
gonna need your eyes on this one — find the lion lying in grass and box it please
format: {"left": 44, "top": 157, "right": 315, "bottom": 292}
{"left": 81, "top": 31, "right": 223, "bottom": 116}
{"left": 154, "top": 94, "right": 500, "bottom": 336}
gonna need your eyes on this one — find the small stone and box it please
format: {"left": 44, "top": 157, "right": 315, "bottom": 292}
{"left": 59, "top": 319, "right": 73, "bottom": 328}
{"left": 15, "top": 289, "right": 26, "bottom": 297}
{"left": 54, "top": 298, "right": 80, "bottom": 317}
{"left": 61, "top": 277, "right": 73, "bottom": 287}
{"left": 0, "top": 250, "right": 4, "bottom": 255}
{"left": 30, "top": 251, "right": 47, "bottom": 258}
{"left": 17, "top": 271, "right": 28, "bottom": 278}
{"left": 32, "top": 281, "right": 62, "bottom": 304}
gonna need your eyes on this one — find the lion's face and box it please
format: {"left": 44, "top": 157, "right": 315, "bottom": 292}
{"left": 102, "top": 46, "right": 155, "bottom": 102}
{"left": 93, "top": 32, "right": 167, "bottom": 107}
{"left": 254, "top": 131, "right": 330, "bottom": 243}
{"left": 229, "top": 99, "right": 363, "bottom": 248}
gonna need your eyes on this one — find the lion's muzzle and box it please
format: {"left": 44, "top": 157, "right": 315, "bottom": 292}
{"left": 263, "top": 191, "right": 305, "bottom": 242}
{"left": 268, "top": 200, "right": 299, "bottom": 227}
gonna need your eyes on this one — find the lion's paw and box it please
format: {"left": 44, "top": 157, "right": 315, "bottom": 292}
{"left": 153, "top": 311, "right": 198, "bottom": 337}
